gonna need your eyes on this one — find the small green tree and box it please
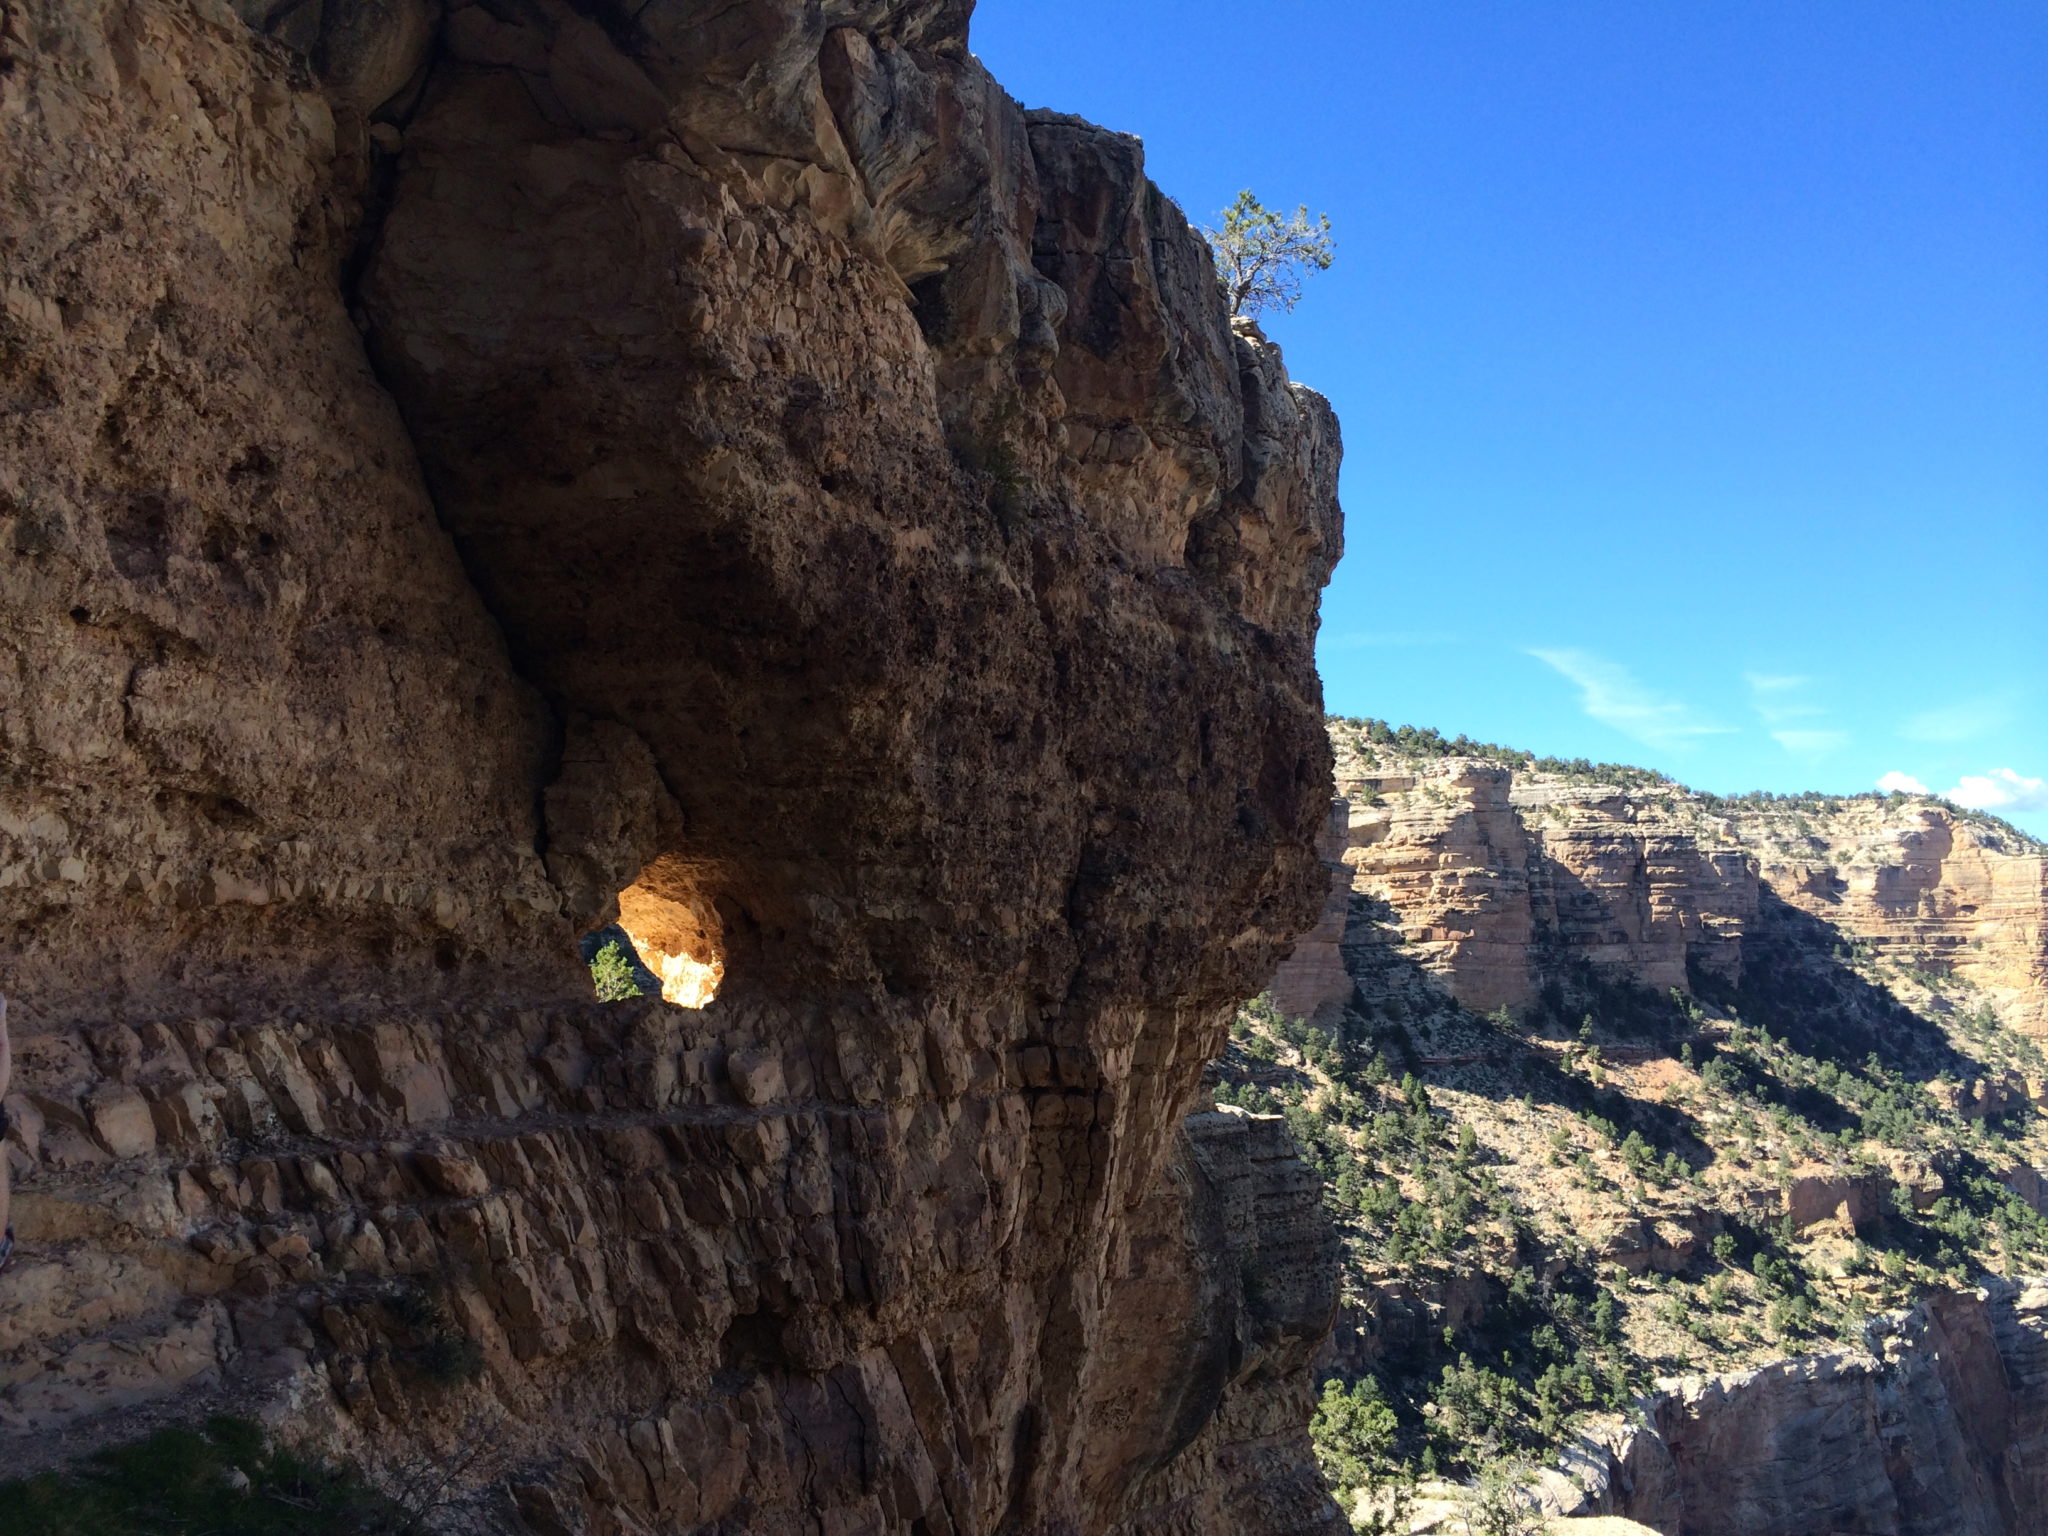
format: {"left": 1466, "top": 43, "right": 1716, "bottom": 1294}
{"left": 590, "top": 940, "right": 643, "bottom": 1002}
{"left": 1459, "top": 1459, "right": 1547, "bottom": 1536}
{"left": 1203, "top": 190, "right": 1334, "bottom": 319}
{"left": 1310, "top": 1376, "right": 1400, "bottom": 1498}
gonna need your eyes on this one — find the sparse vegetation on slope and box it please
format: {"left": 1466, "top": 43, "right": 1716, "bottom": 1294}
{"left": 1237, "top": 723, "right": 2048, "bottom": 1523}
{"left": 1232, "top": 975, "right": 2048, "bottom": 1518}
{"left": 0, "top": 1417, "right": 406, "bottom": 1535}
{"left": 1328, "top": 717, "right": 1679, "bottom": 792}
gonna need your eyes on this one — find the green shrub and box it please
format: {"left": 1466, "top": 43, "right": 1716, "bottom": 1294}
{"left": 0, "top": 1417, "right": 404, "bottom": 1535}
{"left": 1311, "top": 1376, "right": 1400, "bottom": 1495}
{"left": 589, "top": 940, "right": 643, "bottom": 1002}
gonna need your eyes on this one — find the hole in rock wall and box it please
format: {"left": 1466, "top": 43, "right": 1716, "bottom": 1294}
{"left": 610, "top": 856, "right": 724, "bottom": 1008}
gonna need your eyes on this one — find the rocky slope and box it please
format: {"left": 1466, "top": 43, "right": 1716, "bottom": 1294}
{"left": 1584, "top": 1279, "right": 2048, "bottom": 1536}
{"left": 1243, "top": 721, "right": 2048, "bottom": 1533}
{"left": 0, "top": 3, "right": 1346, "bottom": 1531}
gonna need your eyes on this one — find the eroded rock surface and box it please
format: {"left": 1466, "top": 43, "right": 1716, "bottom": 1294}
{"left": 0, "top": 0, "right": 562, "bottom": 1023}
{"left": 1277, "top": 743, "right": 2045, "bottom": 1039}
{"left": 1582, "top": 1281, "right": 2048, "bottom": 1536}
{"left": 0, "top": 1, "right": 1345, "bottom": 1531}
{"left": 1316, "top": 759, "right": 1756, "bottom": 1018}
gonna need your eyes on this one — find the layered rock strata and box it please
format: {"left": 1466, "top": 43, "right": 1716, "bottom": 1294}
{"left": 1317, "top": 759, "right": 1755, "bottom": 1017}
{"left": 1099, "top": 1107, "right": 1344, "bottom": 1535}
{"left": 0, "top": 1, "right": 1345, "bottom": 1531}
{"left": 1582, "top": 1280, "right": 2048, "bottom": 1536}
{"left": 1258, "top": 733, "right": 2048, "bottom": 1534}
{"left": 1738, "top": 802, "right": 2048, "bottom": 1038}
{"left": 3, "top": 1004, "right": 1345, "bottom": 1534}
{"left": 1281, "top": 745, "right": 2046, "bottom": 1036}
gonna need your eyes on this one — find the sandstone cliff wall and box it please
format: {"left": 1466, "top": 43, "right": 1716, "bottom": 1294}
{"left": 1740, "top": 803, "right": 2048, "bottom": 1038}
{"left": 1584, "top": 1280, "right": 2048, "bottom": 1536}
{"left": 1312, "top": 758, "right": 1756, "bottom": 1018}
{"left": 1273, "top": 745, "right": 2046, "bottom": 1041}
{"left": 0, "top": 2, "right": 1346, "bottom": 1531}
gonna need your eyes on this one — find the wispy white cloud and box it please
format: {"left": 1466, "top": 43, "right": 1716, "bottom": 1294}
{"left": 1874, "top": 767, "right": 2047, "bottom": 815}
{"left": 1743, "top": 672, "right": 1844, "bottom": 755}
{"left": 1528, "top": 649, "right": 1733, "bottom": 753}
{"left": 1745, "top": 672, "right": 1810, "bottom": 696}
{"left": 1771, "top": 729, "right": 1848, "bottom": 757}
{"left": 1901, "top": 696, "right": 2016, "bottom": 743}
{"left": 1947, "top": 768, "right": 2048, "bottom": 816}
{"left": 1745, "top": 671, "right": 1826, "bottom": 726}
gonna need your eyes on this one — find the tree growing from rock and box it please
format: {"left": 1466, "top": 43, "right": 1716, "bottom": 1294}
{"left": 590, "top": 940, "right": 643, "bottom": 1002}
{"left": 1204, "top": 190, "right": 1335, "bottom": 319}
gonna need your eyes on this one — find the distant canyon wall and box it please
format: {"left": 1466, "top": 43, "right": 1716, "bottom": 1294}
{"left": 1743, "top": 802, "right": 2048, "bottom": 1038}
{"left": 1270, "top": 746, "right": 2048, "bottom": 1040}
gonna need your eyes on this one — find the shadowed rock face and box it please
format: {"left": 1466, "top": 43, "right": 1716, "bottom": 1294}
{"left": 0, "top": 0, "right": 1344, "bottom": 1531}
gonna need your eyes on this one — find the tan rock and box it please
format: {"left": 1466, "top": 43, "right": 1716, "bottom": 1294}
{"left": 0, "top": 3, "right": 1347, "bottom": 1532}
{"left": 1315, "top": 757, "right": 1756, "bottom": 1016}
{"left": 1313, "top": 733, "right": 2046, "bottom": 1046}
{"left": 1751, "top": 806, "right": 2048, "bottom": 1038}
{"left": 1270, "top": 798, "right": 1358, "bottom": 1025}
{"left": 1586, "top": 1282, "right": 2048, "bottom": 1536}
{"left": 84, "top": 1084, "right": 157, "bottom": 1159}
{"left": 1782, "top": 1167, "right": 1890, "bottom": 1235}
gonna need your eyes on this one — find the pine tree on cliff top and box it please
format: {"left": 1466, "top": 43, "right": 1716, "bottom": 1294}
{"left": 1203, "top": 190, "right": 1336, "bottom": 319}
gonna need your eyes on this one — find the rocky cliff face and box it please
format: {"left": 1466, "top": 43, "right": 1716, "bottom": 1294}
{"left": 0, "top": 0, "right": 563, "bottom": 1023}
{"left": 1586, "top": 1279, "right": 2048, "bottom": 1536}
{"left": 1731, "top": 800, "right": 2048, "bottom": 1040}
{"left": 1307, "top": 729, "right": 2046, "bottom": 1041}
{"left": 1267, "top": 800, "right": 1353, "bottom": 1028}
{"left": 0, "top": 2, "right": 1345, "bottom": 1531}
{"left": 1325, "top": 759, "right": 1754, "bottom": 1019}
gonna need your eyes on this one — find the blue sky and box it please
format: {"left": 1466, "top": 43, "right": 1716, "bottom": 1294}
{"left": 972, "top": 1, "right": 2048, "bottom": 836}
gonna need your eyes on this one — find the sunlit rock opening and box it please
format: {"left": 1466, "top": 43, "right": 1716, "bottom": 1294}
{"left": 614, "top": 857, "right": 724, "bottom": 1008}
